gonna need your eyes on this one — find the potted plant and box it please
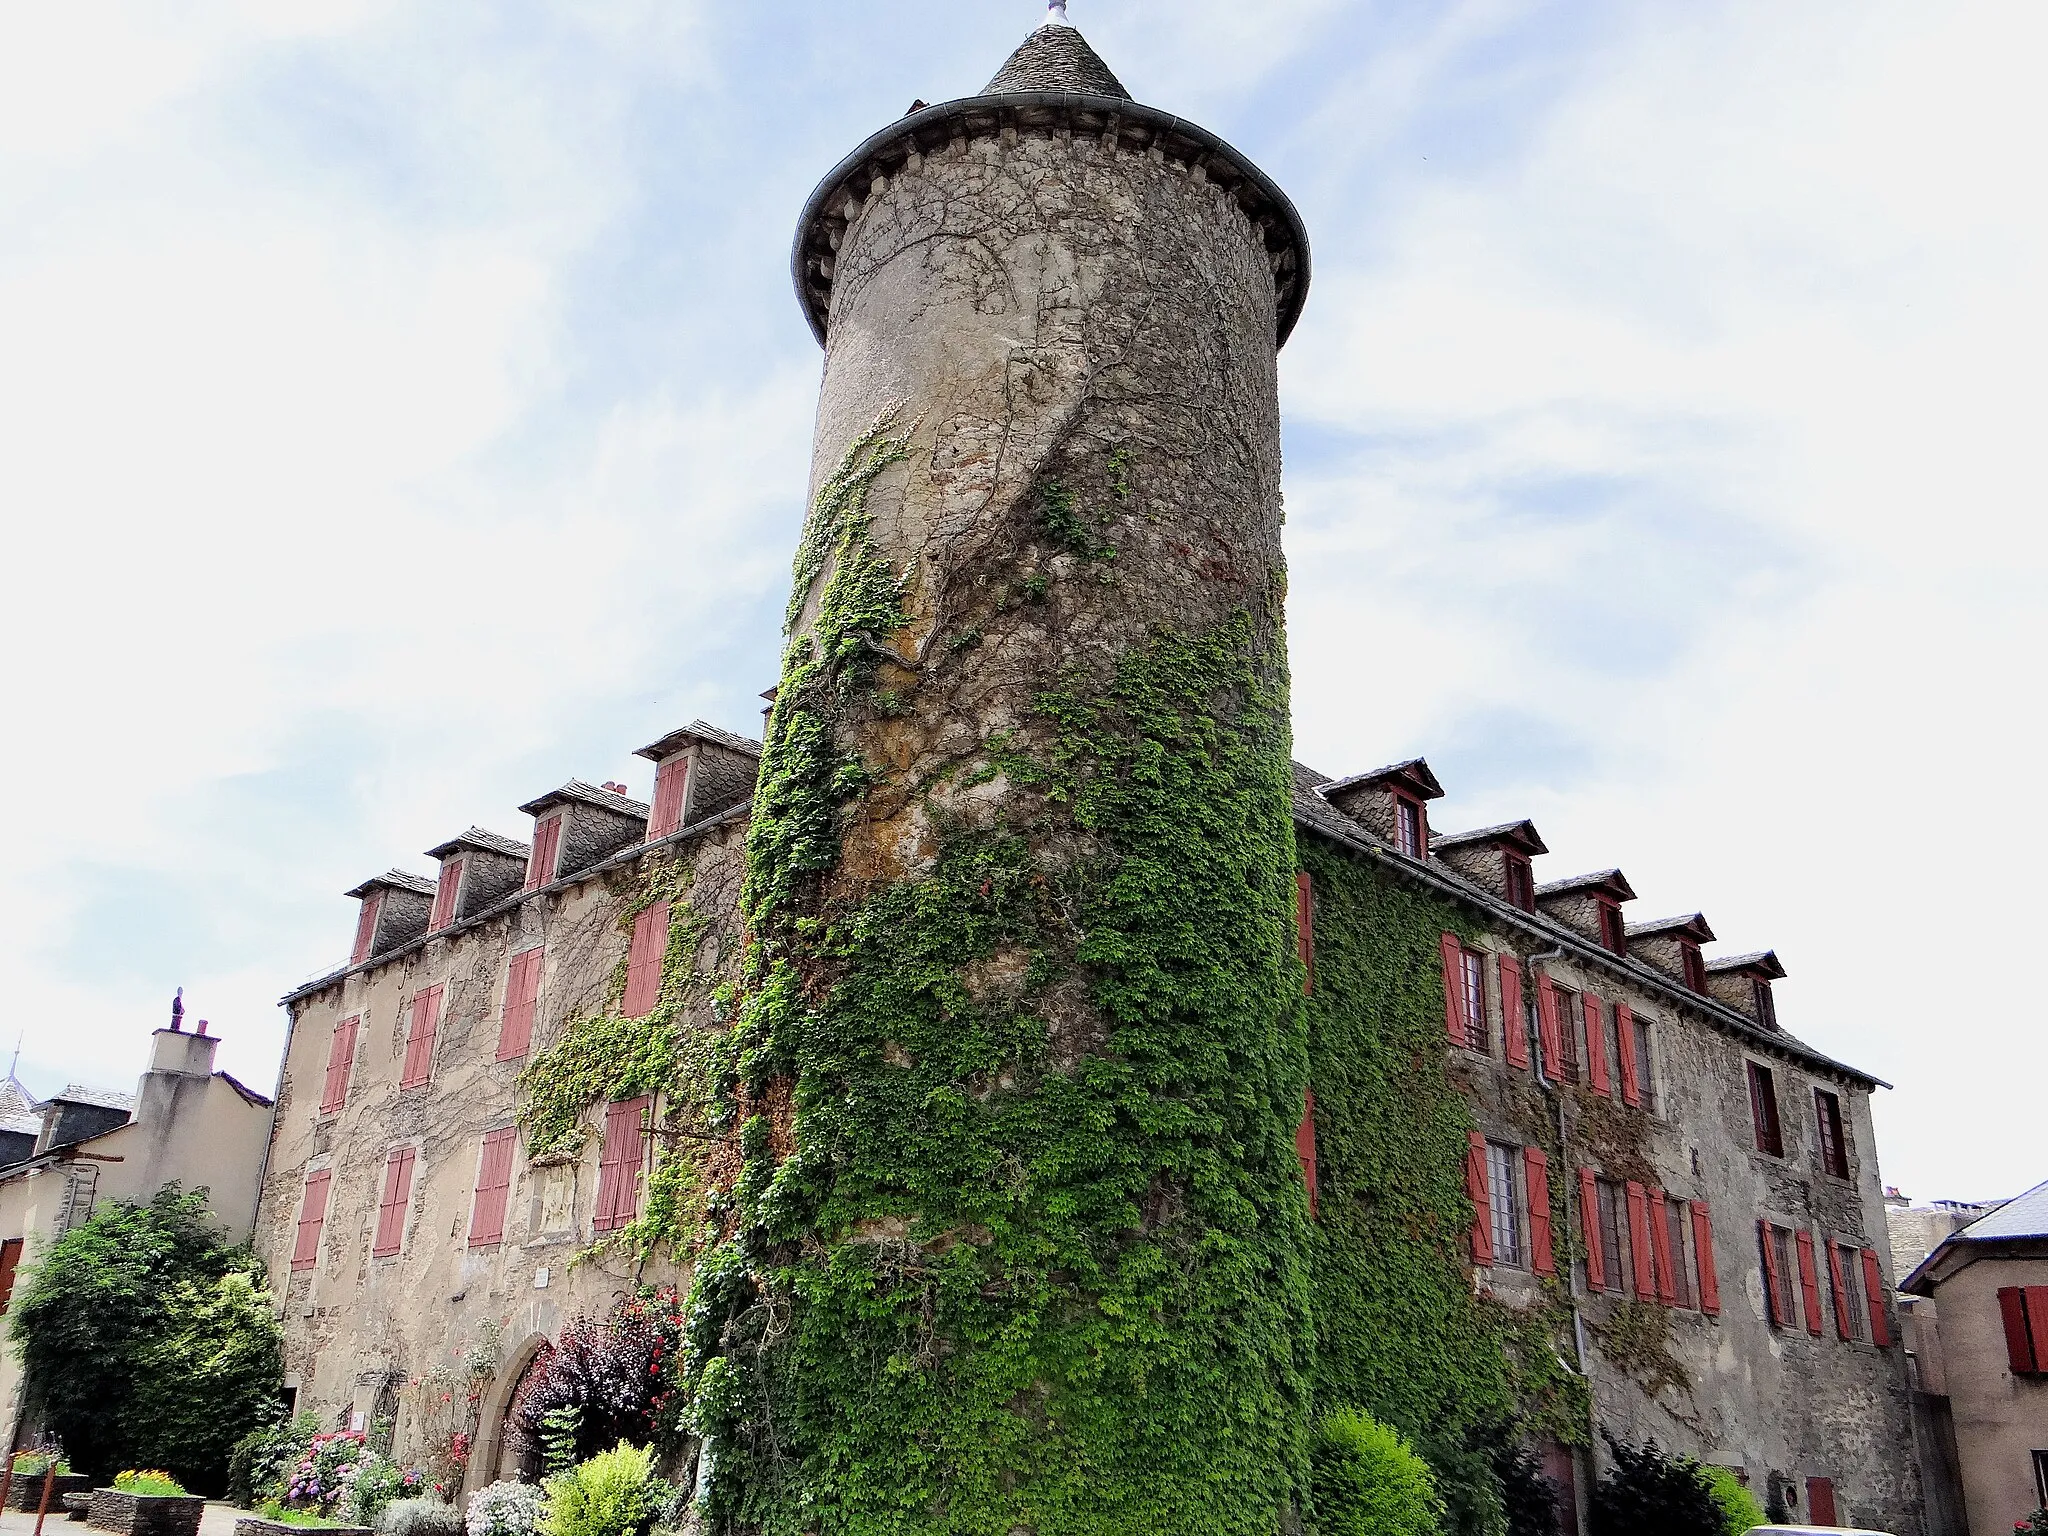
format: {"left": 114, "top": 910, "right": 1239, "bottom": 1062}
{"left": 86, "top": 1471, "right": 206, "bottom": 1536}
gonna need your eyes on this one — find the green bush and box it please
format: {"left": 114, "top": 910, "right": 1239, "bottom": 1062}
{"left": 9, "top": 1187, "right": 282, "bottom": 1489}
{"left": 346, "top": 1455, "right": 408, "bottom": 1528}
{"left": 113, "top": 1471, "right": 188, "bottom": 1497}
{"left": 377, "top": 1498, "right": 463, "bottom": 1536}
{"left": 540, "top": 1444, "right": 665, "bottom": 1536}
{"left": 1495, "top": 1446, "right": 1561, "bottom": 1536}
{"left": 1701, "top": 1465, "right": 1766, "bottom": 1535}
{"left": 1588, "top": 1438, "right": 1724, "bottom": 1536}
{"left": 1311, "top": 1409, "right": 1446, "bottom": 1536}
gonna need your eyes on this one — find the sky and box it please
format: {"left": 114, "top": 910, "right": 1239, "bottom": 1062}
{"left": 1, "top": 0, "right": 2041, "bottom": 1202}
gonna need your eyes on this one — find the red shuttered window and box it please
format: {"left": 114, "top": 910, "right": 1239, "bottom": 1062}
{"left": 1649, "top": 1191, "right": 1678, "bottom": 1304}
{"left": 1747, "top": 1063, "right": 1783, "bottom": 1156}
{"left": 1440, "top": 934, "right": 1466, "bottom": 1044}
{"left": 526, "top": 815, "right": 564, "bottom": 891}
{"left": 1760, "top": 1222, "right": 1796, "bottom": 1328}
{"left": 623, "top": 903, "right": 668, "bottom": 1019}
{"left": 1828, "top": 1242, "right": 1857, "bottom": 1341}
{"left": 498, "top": 948, "right": 544, "bottom": 1062}
{"left": 1578, "top": 1169, "right": 1605, "bottom": 1290}
{"left": 430, "top": 858, "right": 464, "bottom": 933}
{"left": 291, "top": 1171, "right": 331, "bottom": 1271}
{"left": 1999, "top": 1287, "right": 2041, "bottom": 1373}
{"left": 1394, "top": 796, "right": 1425, "bottom": 859}
{"left": 1616, "top": 1005, "right": 1643, "bottom": 1108}
{"left": 594, "top": 1097, "right": 650, "bottom": 1234}
{"left": 1681, "top": 942, "right": 1707, "bottom": 992}
{"left": 401, "top": 986, "right": 442, "bottom": 1090}
{"left": 1504, "top": 855, "right": 1535, "bottom": 912}
{"left": 373, "top": 1147, "right": 416, "bottom": 1258}
{"left": 1460, "top": 952, "right": 1489, "bottom": 1053}
{"left": 1499, "top": 956, "right": 1529, "bottom": 1069}
{"left": 1663, "top": 1198, "right": 1695, "bottom": 1308}
{"left": 1296, "top": 1091, "right": 1318, "bottom": 1218}
{"left": 468, "top": 1128, "right": 517, "bottom": 1247}
{"left": 1862, "top": 1249, "right": 1893, "bottom": 1346}
{"left": 1692, "top": 1202, "right": 1721, "bottom": 1316}
{"left": 1815, "top": 1089, "right": 1849, "bottom": 1179}
{"left": 1582, "top": 994, "right": 1611, "bottom": 1096}
{"left": 1535, "top": 976, "right": 1564, "bottom": 1081}
{"left": 320, "top": 1016, "right": 360, "bottom": 1116}
{"left": 1297, "top": 873, "right": 1315, "bottom": 995}
{"left": 1626, "top": 1182, "right": 1656, "bottom": 1298}
{"left": 0, "top": 1239, "right": 24, "bottom": 1314}
{"left": 1795, "top": 1230, "right": 1825, "bottom": 1335}
{"left": 649, "top": 756, "right": 690, "bottom": 841}
{"left": 1466, "top": 1132, "right": 1494, "bottom": 1267}
{"left": 1525, "top": 1148, "right": 1554, "bottom": 1276}
{"left": 1598, "top": 900, "right": 1626, "bottom": 954}
{"left": 351, "top": 892, "right": 383, "bottom": 966}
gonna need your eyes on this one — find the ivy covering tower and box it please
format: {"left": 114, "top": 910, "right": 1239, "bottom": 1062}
{"left": 689, "top": 9, "right": 1317, "bottom": 1533}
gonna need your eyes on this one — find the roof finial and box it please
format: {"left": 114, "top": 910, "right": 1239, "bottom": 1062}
{"left": 1043, "top": 0, "right": 1072, "bottom": 27}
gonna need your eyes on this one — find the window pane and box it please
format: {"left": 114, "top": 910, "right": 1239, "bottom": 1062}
{"left": 1635, "top": 1021, "right": 1655, "bottom": 1113}
{"left": 1554, "top": 991, "right": 1580, "bottom": 1083}
{"left": 1838, "top": 1245, "right": 1865, "bottom": 1342}
{"left": 1462, "top": 953, "right": 1489, "bottom": 1053}
{"left": 1598, "top": 1180, "right": 1627, "bottom": 1294}
{"left": 1666, "top": 1201, "right": 1695, "bottom": 1308}
{"left": 1487, "top": 1143, "right": 1521, "bottom": 1267}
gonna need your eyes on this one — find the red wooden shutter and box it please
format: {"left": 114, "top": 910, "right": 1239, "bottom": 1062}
{"left": 1795, "top": 1230, "right": 1825, "bottom": 1335}
{"left": 1828, "top": 1242, "right": 1854, "bottom": 1340}
{"left": 623, "top": 902, "right": 669, "bottom": 1018}
{"left": 1615, "top": 1004, "right": 1642, "bottom": 1106}
{"left": 1806, "top": 1478, "right": 1837, "bottom": 1527}
{"left": 1579, "top": 1169, "right": 1605, "bottom": 1290}
{"left": 291, "top": 1170, "right": 331, "bottom": 1271}
{"left": 1692, "top": 1202, "right": 1720, "bottom": 1316}
{"left": 1297, "top": 873, "right": 1315, "bottom": 995}
{"left": 351, "top": 892, "right": 383, "bottom": 966}
{"left": 1626, "top": 1182, "right": 1655, "bottom": 1297}
{"left": 1466, "top": 1132, "right": 1494, "bottom": 1266}
{"left": 649, "top": 756, "right": 689, "bottom": 840}
{"left": 401, "top": 986, "right": 442, "bottom": 1089}
{"left": 1999, "top": 1287, "right": 2038, "bottom": 1373}
{"left": 373, "top": 1147, "right": 415, "bottom": 1257}
{"left": 2025, "top": 1286, "right": 2048, "bottom": 1370}
{"left": 594, "top": 1096, "right": 650, "bottom": 1233}
{"left": 468, "top": 1128, "right": 517, "bottom": 1247}
{"left": 1582, "top": 994, "right": 1610, "bottom": 1096}
{"left": 1296, "top": 1091, "right": 1318, "bottom": 1218}
{"left": 526, "top": 815, "right": 563, "bottom": 891}
{"left": 1535, "top": 974, "right": 1562, "bottom": 1077}
{"left": 1525, "top": 1148, "right": 1553, "bottom": 1275}
{"left": 1441, "top": 934, "right": 1466, "bottom": 1044}
{"left": 498, "top": 948, "right": 543, "bottom": 1061}
{"left": 0, "top": 1239, "right": 24, "bottom": 1313}
{"left": 430, "top": 858, "right": 463, "bottom": 931}
{"left": 1649, "top": 1190, "right": 1677, "bottom": 1303}
{"left": 1760, "top": 1221, "right": 1788, "bottom": 1327}
{"left": 321, "top": 1016, "right": 360, "bottom": 1115}
{"left": 1861, "top": 1249, "right": 1891, "bottom": 1345}
{"left": 1499, "top": 956, "right": 1529, "bottom": 1069}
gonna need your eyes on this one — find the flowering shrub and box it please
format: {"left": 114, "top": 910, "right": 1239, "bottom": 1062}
{"left": 284, "top": 1431, "right": 371, "bottom": 1514}
{"left": 466, "top": 1481, "right": 545, "bottom": 1536}
{"left": 2015, "top": 1510, "right": 2048, "bottom": 1536}
{"left": 514, "top": 1293, "right": 687, "bottom": 1466}
{"left": 377, "top": 1497, "right": 463, "bottom": 1536}
{"left": 112, "top": 1471, "right": 187, "bottom": 1497}
{"left": 344, "top": 1453, "right": 429, "bottom": 1528}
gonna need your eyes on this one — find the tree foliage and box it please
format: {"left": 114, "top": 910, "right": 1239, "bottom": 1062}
{"left": 1310, "top": 1408, "right": 1446, "bottom": 1536}
{"left": 8, "top": 1186, "right": 282, "bottom": 1490}
{"left": 1588, "top": 1437, "right": 1725, "bottom": 1536}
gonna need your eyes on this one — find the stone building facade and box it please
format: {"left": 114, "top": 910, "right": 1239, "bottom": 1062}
{"left": 257, "top": 13, "right": 1922, "bottom": 1534}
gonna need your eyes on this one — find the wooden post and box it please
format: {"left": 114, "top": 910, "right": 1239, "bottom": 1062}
{"left": 31, "top": 1459, "right": 55, "bottom": 1536}
{"left": 0, "top": 1452, "right": 15, "bottom": 1520}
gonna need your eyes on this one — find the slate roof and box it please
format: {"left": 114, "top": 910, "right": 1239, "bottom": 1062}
{"left": 1433, "top": 820, "right": 1549, "bottom": 856}
{"left": 1536, "top": 869, "right": 1637, "bottom": 902}
{"left": 1627, "top": 913, "right": 1717, "bottom": 943}
{"left": 42, "top": 1085, "right": 135, "bottom": 1113}
{"left": 1707, "top": 950, "right": 1787, "bottom": 979}
{"left": 1317, "top": 759, "right": 1446, "bottom": 801}
{"left": 215, "top": 1071, "right": 275, "bottom": 1109}
{"left": 983, "top": 24, "right": 1131, "bottom": 98}
{"left": 1956, "top": 1179, "right": 2048, "bottom": 1241}
{"left": 425, "top": 827, "right": 532, "bottom": 861}
{"left": 636, "top": 721, "right": 764, "bottom": 763}
{"left": 346, "top": 869, "right": 438, "bottom": 900}
{"left": 518, "top": 780, "right": 653, "bottom": 820}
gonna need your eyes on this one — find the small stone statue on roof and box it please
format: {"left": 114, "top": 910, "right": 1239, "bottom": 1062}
{"left": 1045, "top": 0, "right": 1072, "bottom": 26}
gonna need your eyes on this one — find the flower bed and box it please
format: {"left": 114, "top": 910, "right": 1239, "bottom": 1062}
{"left": 8, "top": 1474, "right": 93, "bottom": 1511}
{"left": 84, "top": 1489, "right": 205, "bottom": 1536}
{"left": 234, "top": 1518, "right": 372, "bottom": 1536}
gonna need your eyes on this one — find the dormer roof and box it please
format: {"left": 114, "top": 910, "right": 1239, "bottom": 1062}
{"left": 425, "top": 827, "right": 531, "bottom": 861}
{"left": 635, "top": 721, "right": 764, "bottom": 763}
{"left": 1626, "top": 913, "right": 1717, "bottom": 944}
{"left": 518, "top": 780, "right": 652, "bottom": 820}
{"left": 1432, "top": 820, "right": 1547, "bottom": 857}
{"left": 1708, "top": 950, "right": 1787, "bottom": 980}
{"left": 1536, "top": 869, "right": 1636, "bottom": 903}
{"left": 1318, "top": 759, "right": 1445, "bottom": 802}
{"left": 346, "top": 869, "right": 438, "bottom": 900}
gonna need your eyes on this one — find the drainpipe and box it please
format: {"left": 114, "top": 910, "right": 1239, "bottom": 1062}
{"left": 1524, "top": 946, "right": 1596, "bottom": 1450}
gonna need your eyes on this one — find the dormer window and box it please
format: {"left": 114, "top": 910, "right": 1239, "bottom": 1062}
{"left": 1394, "top": 797, "right": 1425, "bottom": 858}
{"left": 526, "top": 814, "right": 564, "bottom": 891}
{"left": 1598, "top": 901, "right": 1626, "bottom": 955}
{"left": 429, "top": 858, "right": 464, "bottom": 932}
{"left": 1681, "top": 943, "right": 1707, "bottom": 991}
{"left": 1754, "top": 979, "right": 1778, "bottom": 1030}
{"left": 1504, "top": 855, "right": 1535, "bottom": 912}
{"left": 351, "top": 892, "right": 383, "bottom": 967}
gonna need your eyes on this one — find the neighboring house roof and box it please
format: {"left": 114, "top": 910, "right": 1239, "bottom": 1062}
{"left": 0, "top": 1115, "right": 40, "bottom": 1138}
{"left": 1900, "top": 1178, "right": 2048, "bottom": 1295}
{"left": 214, "top": 1071, "right": 275, "bottom": 1109}
{"left": 39, "top": 1085, "right": 136, "bottom": 1114}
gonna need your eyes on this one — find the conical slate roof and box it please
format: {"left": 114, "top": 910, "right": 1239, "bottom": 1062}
{"left": 983, "top": 25, "right": 1131, "bottom": 98}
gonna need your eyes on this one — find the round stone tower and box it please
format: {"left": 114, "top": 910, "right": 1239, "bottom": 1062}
{"left": 703, "top": 14, "right": 1314, "bottom": 1533}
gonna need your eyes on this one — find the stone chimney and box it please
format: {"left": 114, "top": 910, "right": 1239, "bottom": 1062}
{"left": 149, "top": 1019, "right": 220, "bottom": 1078}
